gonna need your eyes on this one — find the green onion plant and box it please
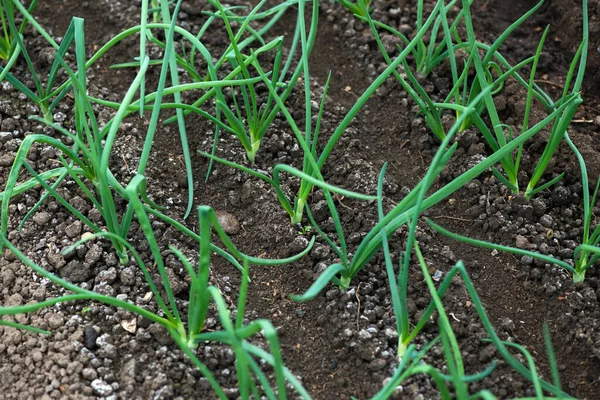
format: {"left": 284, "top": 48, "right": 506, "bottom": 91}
{"left": 0, "top": 0, "right": 38, "bottom": 60}
{"left": 354, "top": 0, "right": 474, "bottom": 76}
{"left": 338, "top": 0, "right": 373, "bottom": 18}
{"left": 113, "top": 0, "right": 316, "bottom": 215}
{"left": 0, "top": 17, "right": 151, "bottom": 263}
{"left": 460, "top": 0, "right": 588, "bottom": 197}
{"left": 291, "top": 77, "right": 579, "bottom": 295}
{"left": 357, "top": 0, "right": 541, "bottom": 142}
{"left": 359, "top": 0, "right": 587, "bottom": 198}
{"left": 374, "top": 214, "right": 569, "bottom": 398}
{"left": 0, "top": 198, "right": 313, "bottom": 399}
{"left": 426, "top": 131, "right": 598, "bottom": 284}
{"left": 302, "top": 170, "right": 569, "bottom": 397}
{"left": 201, "top": 0, "right": 319, "bottom": 171}
{"left": 202, "top": 0, "right": 447, "bottom": 226}
{"left": 0, "top": 12, "right": 265, "bottom": 264}
{"left": 0, "top": 0, "right": 71, "bottom": 122}
{"left": 211, "top": 0, "right": 287, "bottom": 164}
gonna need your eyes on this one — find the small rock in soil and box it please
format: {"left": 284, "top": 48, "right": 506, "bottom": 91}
{"left": 479, "top": 344, "right": 496, "bottom": 362}
{"left": 0, "top": 131, "right": 12, "bottom": 142}
{"left": 552, "top": 186, "right": 571, "bottom": 206}
{"left": 148, "top": 323, "right": 173, "bottom": 345}
{"left": 59, "top": 260, "right": 92, "bottom": 283}
{"left": 539, "top": 214, "right": 554, "bottom": 228}
{"left": 65, "top": 220, "right": 83, "bottom": 239}
{"left": 46, "top": 250, "right": 66, "bottom": 269}
{"left": 32, "top": 211, "right": 51, "bottom": 225}
{"left": 215, "top": 211, "right": 240, "bottom": 235}
{"left": 84, "top": 327, "right": 99, "bottom": 351}
{"left": 119, "top": 267, "right": 136, "bottom": 286}
{"left": 515, "top": 235, "right": 530, "bottom": 249}
{"left": 368, "top": 358, "right": 387, "bottom": 372}
{"left": 0, "top": 154, "right": 14, "bottom": 166}
{"left": 545, "top": 285, "right": 557, "bottom": 296}
{"left": 358, "top": 329, "right": 372, "bottom": 341}
{"left": 91, "top": 379, "right": 113, "bottom": 396}
{"left": 82, "top": 368, "right": 97, "bottom": 381}
{"left": 45, "top": 312, "right": 64, "bottom": 329}
{"left": 288, "top": 236, "right": 309, "bottom": 256}
{"left": 531, "top": 198, "right": 547, "bottom": 216}
{"left": 97, "top": 267, "right": 117, "bottom": 284}
{"left": 84, "top": 244, "right": 103, "bottom": 265}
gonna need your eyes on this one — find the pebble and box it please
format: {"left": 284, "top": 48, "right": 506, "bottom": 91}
{"left": 91, "top": 379, "right": 113, "bottom": 396}
{"left": 368, "top": 359, "right": 387, "bottom": 372}
{"left": 539, "top": 214, "right": 554, "bottom": 228}
{"left": 515, "top": 235, "right": 530, "bottom": 249}
{"left": 545, "top": 285, "right": 557, "bottom": 296}
{"left": 46, "top": 312, "right": 64, "bottom": 330}
{"left": 120, "top": 267, "right": 136, "bottom": 286}
{"left": 0, "top": 154, "right": 15, "bottom": 166}
{"left": 552, "top": 186, "right": 571, "bottom": 206}
{"left": 0, "top": 131, "right": 12, "bottom": 143}
{"left": 85, "top": 244, "right": 103, "bottom": 265}
{"left": 65, "top": 220, "right": 82, "bottom": 239}
{"left": 215, "top": 211, "right": 240, "bottom": 235}
{"left": 384, "top": 328, "right": 398, "bottom": 343}
{"left": 521, "top": 255, "right": 534, "bottom": 265}
{"left": 325, "top": 288, "right": 339, "bottom": 300}
{"left": 82, "top": 368, "right": 98, "bottom": 381}
{"left": 32, "top": 212, "right": 51, "bottom": 225}
{"left": 478, "top": 344, "right": 496, "bottom": 362}
{"left": 97, "top": 267, "right": 117, "bottom": 284}
{"left": 84, "top": 327, "right": 99, "bottom": 351}
{"left": 59, "top": 260, "right": 92, "bottom": 283}
{"left": 531, "top": 198, "right": 547, "bottom": 216}
{"left": 358, "top": 329, "right": 372, "bottom": 341}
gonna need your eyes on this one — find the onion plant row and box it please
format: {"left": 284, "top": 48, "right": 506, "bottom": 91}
{"left": 0, "top": 0, "right": 593, "bottom": 398}
{"left": 0, "top": 200, "right": 313, "bottom": 399}
{"left": 351, "top": 0, "right": 587, "bottom": 198}
{"left": 0, "top": 11, "right": 264, "bottom": 266}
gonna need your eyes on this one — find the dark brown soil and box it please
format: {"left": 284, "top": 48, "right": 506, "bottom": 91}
{"left": 1, "top": 0, "right": 600, "bottom": 399}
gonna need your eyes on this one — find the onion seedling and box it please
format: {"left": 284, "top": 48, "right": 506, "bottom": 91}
{"left": 426, "top": 217, "right": 585, "bottom": 281}
{"left": 0, "top": 0, "right": 38, "bottom": 60}
{"left": 460, "top": 0, "right": 588, "bottom": 197}
{"left": 134, "top": 0, "right": 317, "bottom": 179}
{"left": 203, "top": 0, "right": 318, "bottom": 171}
{"left": 564, "top": 133, "right": 600, "bottom": 282}
{"left": 291, "top": 78, "right": 579, "bottom": 297}
{"left": 524, "top": 0, "right": 588, "bottom": 199}
{"left": 258, "top": 0, "right": 446, "bottom": 224}
{"left": 39, "top": 0, "right": 279, "bottom": 219}
{"left": 371, "top": 234, "right": 569, "bottom": 398}
{"left": 354, "top": 0, "right": 474, "bottom": 76}
{"left": 0, "top": 195, "right": 313, "bottom": 399}
{"left": 203, "top": 1, "right": 445, "bottom": 227}
{"left": 120, "top": 0, "right": 304, "bottom": 84}
{"left": 122, "top": 0, "right": 317, "bottom": 213}
{"left": 0, "top": 0, "right": 74, "bottom": 122}
{"left": 0, "top": 17, "right": 150, "bottom": 263}
{"left": 338, "top": 0, "right": 373, "bottom": 18}
{"left": 303, "top": 181, "right": 567, "bottom": 397}
{"left": 405, "top": 245, "right": 570, "bottom": 398}
{"left": 359, "top": 0, "right": 472, "bottom": 141}
{"left": 210, "top": 0, "right": 287, "bottom": 164}
{"left": 0, "top": 15, "right": 263, "bottom": 264}
{"left": 426, "top": 131, "right": 598, "bottom": 284}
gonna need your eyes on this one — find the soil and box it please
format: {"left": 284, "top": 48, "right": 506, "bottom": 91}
{"left": 1, "top": 0, "right": 600, "bottom": 399}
